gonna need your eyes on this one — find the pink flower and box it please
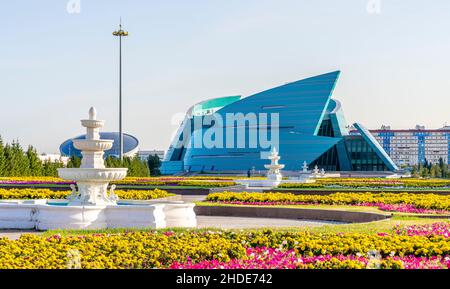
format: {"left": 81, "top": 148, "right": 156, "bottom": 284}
{"left": 169, "top": 247, "right": 450, "bottom": 269}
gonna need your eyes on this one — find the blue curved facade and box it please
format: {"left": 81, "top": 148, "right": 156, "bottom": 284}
{"left": 161, "top": 71, "right": 398, "bottom": 174}
{"left": 60, "top": 132, "right": 139, "bottom": 158}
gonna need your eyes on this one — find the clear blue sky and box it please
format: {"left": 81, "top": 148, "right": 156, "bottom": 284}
{"left": 1, "top": 0, "right": 450, "bottom": 153}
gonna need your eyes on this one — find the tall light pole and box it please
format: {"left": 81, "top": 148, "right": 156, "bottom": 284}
{"left": 113, "top": 20, "right": 128, "bottom": 161}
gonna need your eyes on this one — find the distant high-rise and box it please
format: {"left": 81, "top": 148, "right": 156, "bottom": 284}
{"left": 351, "top": 126, "right": 450, "bottom": 166}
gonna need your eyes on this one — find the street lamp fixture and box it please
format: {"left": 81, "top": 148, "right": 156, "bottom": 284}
{"left": 112, "top": 21, "right": 128, "bottom": 161}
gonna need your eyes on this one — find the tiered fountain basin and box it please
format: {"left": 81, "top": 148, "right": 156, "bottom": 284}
{"left": 0, "top": 199, "right": 197, "bottom": 230}
{"left": 72, "top": 139, "right": 114, "bottom": 151}
{"left": 58, "top": 168, "right": 128, "bottom": 182}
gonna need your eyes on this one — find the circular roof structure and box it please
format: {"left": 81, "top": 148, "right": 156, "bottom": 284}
{"left": 60, "top": 132, "right": 139, "bottom": 158}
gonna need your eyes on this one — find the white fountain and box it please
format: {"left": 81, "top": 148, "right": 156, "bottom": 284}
{"left": 236, "top": 147, "right": 285, "bottom": 188}
{"left": 286, "top": 161, "right": 317, "bottom": 183}
{"left": 313, "top": 165, "right": 320, "bottom": 176}
{"left": 236, "top": 151, "right": 321, "bottom": 189}
{"left": 264, "top": 147, "right": 285, "bottom": 187}
{"left": 301, "top": 161, "right": 309, "bottom": 173}
{"left": 0, "top": 107, "right": 197, "bottom": 230}
{"left": 302, "top": 164, "right": 340, "bottom": 179}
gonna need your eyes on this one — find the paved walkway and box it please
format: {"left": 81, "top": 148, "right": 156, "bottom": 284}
{"left": 0, "top": 230, "right": 43, "bottom": 240}
{"left": 197, "top": 216, "right": 339, "bottom": 229}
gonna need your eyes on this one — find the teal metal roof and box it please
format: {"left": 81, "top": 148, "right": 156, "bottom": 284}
{"left": 192, "top": 95, "right": 241, "bottom": 116}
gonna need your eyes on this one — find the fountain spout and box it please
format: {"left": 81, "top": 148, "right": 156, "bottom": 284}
{"left": 89, "top": 106, "right": 97, "bottom": 120}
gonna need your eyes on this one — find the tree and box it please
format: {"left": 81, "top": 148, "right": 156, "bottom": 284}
{"left": 425, "top": 159, "right": 432, "bottom": 170}
{"left": 439, "top": 157, "right": 449, "bottom": 178}
{"left": 129, "top": 156, "right": 149, "bottom": 177}
{"left": 105, "top": 155, "right": 149, "bottom": 177}
{"left": 147, "top": 154, "right": 161, "bottom": 176}
{"left": 2, "top": 143, "right": 12, "bottom": 176}
{"left": 10, "top": 140, "right": 30, "bottom": 176}
{"left": 67, "top": 155, "right": 81, "bottom": 168}
{"left": 105, "top": 156, "right": 121, "bottom": 168}
{"left": 0, "top": 136, "right": 5, "bottom": 176}
{"left": 42, "top": 159, "right": 64, "bottom": 177}
{"left": 418, "top": 162, "right": 429, "bottom": 178}
{"left": 0, "top": 138, "right": 81, "bottom": 177}
{"left": 411, "top": 165, "right": 419, "bottom": 178}
{"left": 430, "top": 165, "right": 437, "bottom": 178}
{"left": 26, "top": 145, "right": 42, "bottom": 176}
{"left": 434, "top": 163, "right": 442, "bottom": 178}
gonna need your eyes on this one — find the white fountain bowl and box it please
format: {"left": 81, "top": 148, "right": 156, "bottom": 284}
{"left": 264, "top": 164, "right": 285, "bottom": 170}
{"left": 58, "top": 168, "right": 128, "bottom": 182}
{"left": 80, "top": 119, "right": 105, "bottom": 128}
{"left": 72, "top": 139, "right": 114, "bottom": 151}
{"left": 236, "top": 179, "right": 282, "bottom": 188}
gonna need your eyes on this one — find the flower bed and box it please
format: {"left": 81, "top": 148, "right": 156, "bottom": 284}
{"left": 1, "top": 224, "right": 450, "bottom": 269}
{"left": 3, "top": 177, "right": 450, "bottom": 189}
{"left": 112, "top": 178, "right": 236, "bottom": 187}
{"left": 0, "top": 188, "right": 173, "bottom": 200}
{"left": 170, "top": 247, "right": 450, "bottom": 269}
{"left": 206, "top": 192, "right": 450, "bottom": 214}
{"left": 0, "top": 177, "right": 73, "bottom": 185}
{"left": 0, "top": 177, "right": 236, "bottom": 188}
{"left": 394, "top": 222, "right": 450, "bottom": 238}
{"left": 279, "top": 178, "right": 450, "bottom": 189}
{"left": 362, "top": 203, "right": 450, "bottom": 215}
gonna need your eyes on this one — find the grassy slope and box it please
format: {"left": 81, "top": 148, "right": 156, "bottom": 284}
{"left": 41, "top": 216, "right": 449, "bottom": 237}
{"left": 195, "top": 201, "right": 450, "bottom": 218}
{"left": 301, "top": 216, "right": 450, "bottom": 234}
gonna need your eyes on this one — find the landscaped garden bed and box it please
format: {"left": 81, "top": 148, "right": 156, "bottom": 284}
{"left": 0, "top": 188, "right": 173, "bottom": 200}
{"left": 206, "top": 192, "right": 450, "bottom": 214}
{"left": 279, "top": 178, "right": 450, "bottom": 189}
{"left": 1, "top": 222, "right": 450, "bottom": 269}
{"left": 0, "top": 177, "right": 237, "bottom": 188}
{"left": 3, "top": 177, "right": 450, "bottom": 193}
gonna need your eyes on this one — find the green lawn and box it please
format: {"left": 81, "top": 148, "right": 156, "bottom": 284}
{"left": 196, "top": 201, "right": 450, "bottom": 218}
{"left": 41, "top": 215, "right": 449, "bottom": 237}
{"left": 301, "top": 216, "right": 450, "bottom": 234}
